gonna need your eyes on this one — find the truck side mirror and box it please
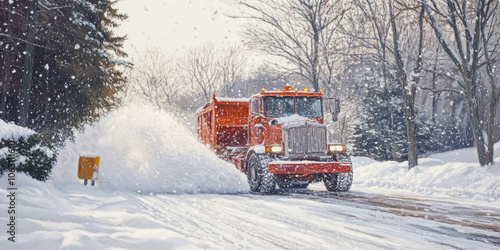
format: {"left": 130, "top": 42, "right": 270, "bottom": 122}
{"left": 332, "top": 99, "right": 340, "bottom": 122}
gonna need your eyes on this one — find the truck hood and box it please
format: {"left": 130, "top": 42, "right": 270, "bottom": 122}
{"left": 270, "top": 114, "right": 319, "bottom": 126}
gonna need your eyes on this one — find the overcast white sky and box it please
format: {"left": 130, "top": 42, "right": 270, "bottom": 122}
{"left": 115, "top": 0, "right": 244, "bottom": 58}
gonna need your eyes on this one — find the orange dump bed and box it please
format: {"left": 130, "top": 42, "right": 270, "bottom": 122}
{"left": 197, "top": 94, "right": 249, "bottom": 159}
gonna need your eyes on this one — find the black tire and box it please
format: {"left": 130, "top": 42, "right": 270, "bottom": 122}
{"left": 83, "top": 179, "right": 88, "bottom": 186}
{"left": 324, "top": 154, "right": 353, "bottom": 192}
{"left": 247, "top": 153, "right": 276, "bottom": 193}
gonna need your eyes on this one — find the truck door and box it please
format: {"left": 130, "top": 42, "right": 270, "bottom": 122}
{"left": 249, "top": 97, "right": 265, "bottom": 146}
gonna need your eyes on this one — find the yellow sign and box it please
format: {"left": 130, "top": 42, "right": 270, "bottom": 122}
{"left": 78, "top": 156, "right": 100, "bottom": 186}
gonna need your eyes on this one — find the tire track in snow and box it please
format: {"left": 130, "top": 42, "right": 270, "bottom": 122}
{"left": 276, "top": 189, "right": 500, "bottom": 245}
{"left": 123, "top": 189, "right": 500, "bottom": 249}
{"left": 131, "top": 193, "right": 450, "bottom": 249}
{"left": 134, "top": 194, "right": 309, "bottom": 249}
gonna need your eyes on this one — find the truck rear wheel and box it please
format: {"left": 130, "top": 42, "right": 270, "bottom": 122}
{"left": 247, "top": 154, "right": 276, "bottom": 193}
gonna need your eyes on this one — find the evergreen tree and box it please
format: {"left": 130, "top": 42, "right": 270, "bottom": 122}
{"left": 349, "top": 77, "right": 407, "bottom": 162}
{"left": 0, "top": 0, "right": 128, "bottom": 143}
{"left": 29, "top": 0, "right": 128, "bottom": 142}
{"left": 350, "top": 76, "right": 446, "bottom": 162}
{"left": 0, "top": 0, "right": 127, "bottom": 181}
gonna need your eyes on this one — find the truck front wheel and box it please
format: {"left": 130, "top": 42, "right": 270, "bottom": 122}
{"left": 247, "top": 154, "right": 276, "bottom": 193}
{"left": 323, "top": 171, "right": 353, "bottom": 192}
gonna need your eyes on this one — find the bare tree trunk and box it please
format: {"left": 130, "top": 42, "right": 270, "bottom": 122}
{"left": 431, "top": 47, "right": 440, "bottom": 124}
{"left": 425, "top": 0, "right": 490, "bottom": 166}
{"left": 464, "top": 78, "right": 487, "bottom": 165}
{"left": 364, "top": 0, "right": 389, "bottom": 91}
{"left": 1, "top": 1, "right": 14, "bottom": 121}
{"left": 19, "top": 0, "right": 38, "bottom": 126}
{"left": 480, "top": 1, "right": 499, "bottom": 165}
{"left": 462, "top": 0, "right": 487, "bottom": 166}
{"left": 389, "top": 1, "right": 419, "bottom": 169}
{"left": 309, "top": 1, "right": 320, "bottom": 92}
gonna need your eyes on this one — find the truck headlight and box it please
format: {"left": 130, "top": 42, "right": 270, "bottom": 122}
{"left": 328, "top": 144, "right": 346, "bottom": 152}
{"left": 266, "top": 145, "right": 283, "bottom": 153}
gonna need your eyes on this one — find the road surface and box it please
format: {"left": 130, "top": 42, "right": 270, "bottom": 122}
{"left": 132, "top": 185, "right": 500, "bottom": 249}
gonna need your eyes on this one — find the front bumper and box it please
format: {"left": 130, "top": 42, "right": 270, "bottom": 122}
{"left": 268, "top": 161, "right": 351, "bottom": 175}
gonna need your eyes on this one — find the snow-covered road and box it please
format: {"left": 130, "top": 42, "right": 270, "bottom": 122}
{"left": 4, "top": 176, "right": 498, "bottom": 249}
{"left": 134, "top": 187, "right": 500, "bottom": 249}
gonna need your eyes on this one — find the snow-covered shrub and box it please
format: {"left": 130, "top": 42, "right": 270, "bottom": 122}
{"left": 16, "top": 135, "right": 57, "bottom": 181}
{"left": 0, "top": 120, "right": 57, "bottom": 181}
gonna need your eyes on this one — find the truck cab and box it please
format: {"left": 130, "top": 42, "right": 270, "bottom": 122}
{"left": 248, "top": 88, "right": 325, "bottom": 155}
{"left": 197, "top": 86, "right": 353, "bottom": 193}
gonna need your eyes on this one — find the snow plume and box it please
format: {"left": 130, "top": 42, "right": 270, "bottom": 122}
{"left": 52, "top": 103, "right": 249, "bottom": 194}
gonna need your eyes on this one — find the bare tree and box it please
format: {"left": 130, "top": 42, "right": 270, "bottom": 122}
{"left": 128, "top": 48, "right": 181, "bottom": 109}
{"left": 345, "top": 0, "right": 426, "bottom": 168}
{"left": 344, "top": 0, "right": 392, "bottom": 90}
{"left": 238, "top": 0, "right": 346, "bottom": 91}
{"left": 19, "top": 0, "right": 38, "bottom": 126}
{"left": 219, "top": 45, "right": 249, "bottom": 96}
{"left": 182, "top": 42, "right": 248, "bottom": 102}
{"left": 388, "top": 1, "right": 425, "bottom": 169}
{"left": 424, "top": 0, "right": 500, "bottom": 166}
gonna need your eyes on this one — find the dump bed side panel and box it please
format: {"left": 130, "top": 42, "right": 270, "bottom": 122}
{"left": 197, "top": 106, "right": 213, "bottom": 147}
{"left": 197, "top": 97, "right": 249, "bottom": 159}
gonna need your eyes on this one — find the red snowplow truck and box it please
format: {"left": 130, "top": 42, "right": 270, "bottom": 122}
{"left": 197, "top": 86, "right": 352, "bottom": 193}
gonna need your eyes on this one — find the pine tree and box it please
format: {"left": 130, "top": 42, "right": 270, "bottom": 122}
{"left": 350, "top": 76, "right": 445, "bottom": 162}
{"left": 0, "top": 0, "right": 128, "bottom": 181}
{"left": 24, "top": 0, "right": 128, "bottom": 142}
{"left": 349, "top": 77, "right": 407, "bottom": 162}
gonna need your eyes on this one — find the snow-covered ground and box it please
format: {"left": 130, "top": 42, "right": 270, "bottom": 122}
{"left": 1, "top": 104, "right": 500, "bottom": 249}
{"left": 352, "top": 148, "right": 500, "bottom": 202}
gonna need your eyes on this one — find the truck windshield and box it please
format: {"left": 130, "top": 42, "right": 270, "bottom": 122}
{"left": 297, "top": 97, "right": 322, "bottom": 117}
{"left": 263, "top": 97, "right": 295, "bottom": 117}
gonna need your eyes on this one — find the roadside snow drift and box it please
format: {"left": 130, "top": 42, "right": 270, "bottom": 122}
{"left": 351, "top": 146, "right": 500, "bottom": 201}
{"left": 52, "top": 104, "right": 249, "bottom": 194}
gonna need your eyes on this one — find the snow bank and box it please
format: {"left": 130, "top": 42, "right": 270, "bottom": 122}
{"left": 352, "top": 146, "right": 500, "bottom": 201}
{"left": 52, "top": 104, "right": 249, "bottom": 194}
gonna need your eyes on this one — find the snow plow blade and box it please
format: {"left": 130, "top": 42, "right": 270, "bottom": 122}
{"left": 268, "top": 161, "right": 351, "bottom": 175}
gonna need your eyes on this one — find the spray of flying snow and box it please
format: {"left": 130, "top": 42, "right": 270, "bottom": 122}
{"left": 52, "top": 102, "right": 249, "bottom": 194}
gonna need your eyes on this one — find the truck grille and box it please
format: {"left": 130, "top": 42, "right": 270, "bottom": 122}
{"left": 285, "top": 124, "right": 327, "bottom": 155}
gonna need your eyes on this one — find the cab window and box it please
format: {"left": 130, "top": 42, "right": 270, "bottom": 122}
{"left": 250, "top": 98, "right": 259, "bottom": 115}
{"left": 297, "top": 97, "right": 322, "bottom": 117}
{"left": 263, "top": 97, "right": 295, "bottom": 117}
